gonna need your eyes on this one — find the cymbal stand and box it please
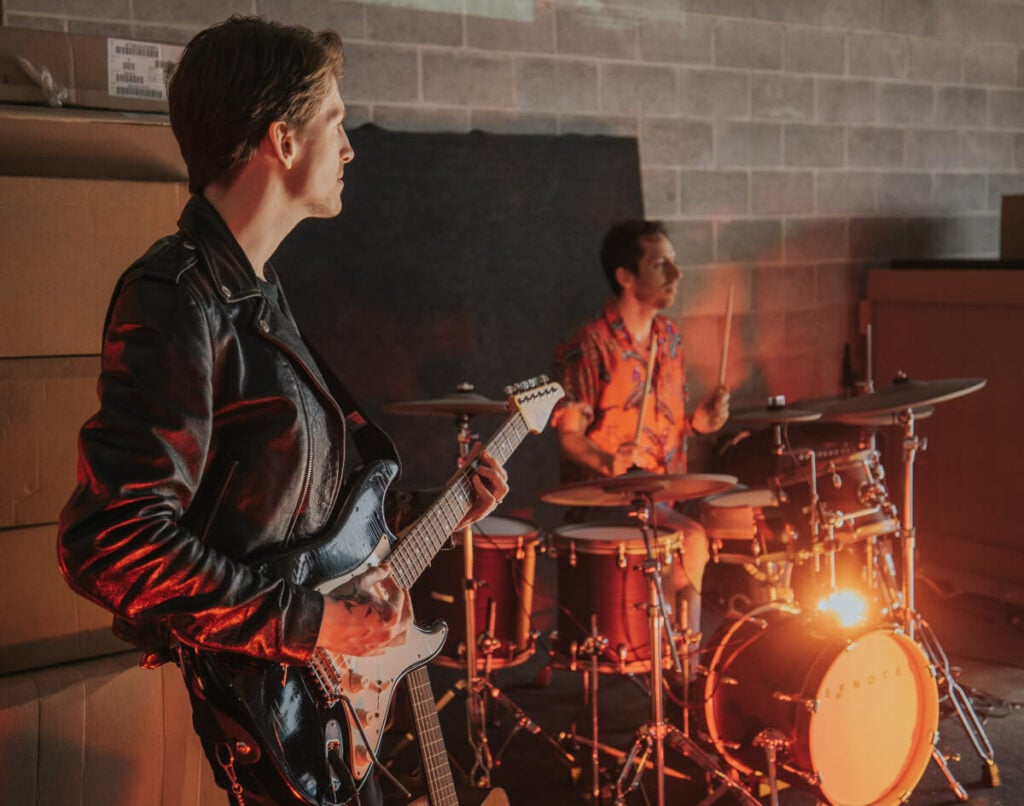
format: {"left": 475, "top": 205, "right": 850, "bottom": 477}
{"left": 450, "top": 410, "right": 578, "bottom": 787}
{"left": 613, "top": 495, "right": 760, "bottom": 806}
{"left": 879, "top": 408, "right": 998, "bottom": 798}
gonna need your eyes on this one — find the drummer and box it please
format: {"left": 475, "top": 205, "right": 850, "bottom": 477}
{"left": 552, "top": 219, "right": 730, "bottom": 649}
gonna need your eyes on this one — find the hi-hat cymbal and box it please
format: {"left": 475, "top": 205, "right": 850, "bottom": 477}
{"left": 541, "top": 471, "right": 737, "bottom": 507}
{"left": 383, "top": 390, "right": 507, "bottom": 417}
{"left": 820, "top": 375, "right": 986, "bottom": 422}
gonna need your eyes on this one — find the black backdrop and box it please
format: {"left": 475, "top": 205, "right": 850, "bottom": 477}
{"left": 272, "top": 125, "right": 643, "bottom": 529}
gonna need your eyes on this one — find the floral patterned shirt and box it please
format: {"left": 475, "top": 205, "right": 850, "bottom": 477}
{"left": 553, "top": 298, "right": 691, "bottom": 484}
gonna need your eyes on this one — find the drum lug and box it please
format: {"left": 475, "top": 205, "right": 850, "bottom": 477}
{"left": 772, "top": 691, "right": 819, "bottom": 713}
{"left": 569, "top": 540, "right": 577, "bottom": 567}
{"left": 616, "top": 543, "right": 627, "bottom": 569}
{"left": 719, "top": 675, "right": 739, "bottom": 687}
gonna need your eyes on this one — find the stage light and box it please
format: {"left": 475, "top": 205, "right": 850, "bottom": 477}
{"left": 816, "top": 589, "right": 867, "bottom": 628}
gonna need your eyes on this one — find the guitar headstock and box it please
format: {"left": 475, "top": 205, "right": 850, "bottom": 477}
{"left": 504, "top": 375, "right": 565, "bottom": 434}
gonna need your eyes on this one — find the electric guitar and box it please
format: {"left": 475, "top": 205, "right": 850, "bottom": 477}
{"left": 186, "top": 378, "right": 563, "bottom": 805}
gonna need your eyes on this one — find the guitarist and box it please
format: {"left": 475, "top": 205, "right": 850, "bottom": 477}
{"left": 57, "top": 16, "right": 508, "bottom": 806}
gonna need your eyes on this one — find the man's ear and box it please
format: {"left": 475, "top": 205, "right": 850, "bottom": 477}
{"left": 615, "top": 265, "right": 635, "bottom": 293}
{"left": 266, "top": 120, "right": 296, "bottom": 168}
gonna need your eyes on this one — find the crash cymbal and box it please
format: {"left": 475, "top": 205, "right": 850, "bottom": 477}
{"left": 541, "top": 471, "right": 737, "bottom": 507}
{"left": 794, "top": 395, "right": 936, "bottom": 427}
{"left": 820, "top": 375, "right": 986, "bottom": 421}
{"left": 383, "top": 389, "right": 507, "bottom": 417}
{"left": 730, "top": 396, "right": 823, "bottom": 424}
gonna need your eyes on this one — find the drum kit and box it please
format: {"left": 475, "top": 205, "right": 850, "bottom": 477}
{"left": 384, "top": 373, "right": 1000, "bottom": 805}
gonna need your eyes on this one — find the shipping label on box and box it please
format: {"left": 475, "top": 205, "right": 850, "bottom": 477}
{"left": 106, "top": 38, "right": 183, "bottom": 104}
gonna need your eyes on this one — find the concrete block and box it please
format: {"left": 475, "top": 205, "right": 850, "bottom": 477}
{"left": 750, "top": 0, "right": 819, "bottom": 24}
{"left": 751, "top": 264, "right": 817, "bottom": 314}
{"left": 751, "top": 170, "right": 814, "bottom": 215}
{"left": 849, "top": 217, "right": 908, "bottom": 260}
{"left": 423, "top": 51, "right": 515, "bottom": 106}
{"left": 678, "top": 68, "right": 750, "bottom": 119}
{"left": 366, "top": 4, "right": 462, "bottom": 46}
{"left": 516, "top": 56, "right": 598, "bottom": 112}
{"left": 877, "top": 172, "right": 932, "bottom": 215}
{"left": 935, "top": 86, "right": 988, "bottom": 127}
{"left": 559, "top": 114, "right": 637, "bottom": 137}
{"left": 1017, "top": 134, "right": 1024, "bottom": 169}
{"left": 3, "top": 13, "right": 66, "bottom": 33}
{"left": 467, "top": 5, "right": 555, "bottom": 53}
{"left": 601, "top": 63, "right": 677, "bottom": 116}
{"left": 908, "top": 37, "right": 962, "bottom": 83}
{"left": 906, "top": 129, "right": 961, "bottom": 170}
{"left": 340, "top": 42, "right": 418, "bottom": 103}
{"left": 132, "top": 0, "right": 249, "bottom": 27}
{"left": 751, "top": 74, "right": 814, "bottom": 121}
{"left": 556, "top": 8, "right": 636, "bottom": 60}
{"left": 990, "top": 89, "right": 1024, "bottom": 129}
{"left": 254, "top": 0, "right": 366, "bottom": 40}
{"left": 816, "top": 171, "right": 877, "bottom": 214}
{"left": 638, "top": 13, "right": 714, "bottom": 65}
{"left": 963, "top": 43, "right": 1017, "bottom": 87}
{"left": 816, "top": 262, "right": 863, "bottom": 307}
{"left": 372, "top": 104, "right": 472, "bottom": 133}
{"left": 642, "top": 168, "right": 679, "bottom": 216}
{"left": 878, "top": 83, "right": 934, "bottom": 126}
{"left": 715, "top": 121, "right": 781, "bottom": 167}
{"left": 848, "top": 126, "right": 904, "bottom": 168}
{"left": 784, "top": 124, "right": 844, "bottom": 167}
{"left": 848, "top": 31, "right": 908, "bottom": 78}
{"left": 880, "top": 0, "right": 941, "bottom": 37}
{"left": 820, "top": 0, "right": 881, "bottom": 30}
{"left": 127, "top": 24, "right": 196, "bottom": 46}
{"left": 816, "top": 78, "right": 877, "bottom": 124}
{"left": 952, "top": 1, "right": 1024, "bottom": 47}
{"left": 68, "top": 19, "right": 136, "bottom": 38}
{"left": 714, "top": 19, "right": 782, "bottom": 70}
{"left": 932, "top": 173, "right": 988, "bottom": 213}
{"left": 716, "top": 219, "right": 783, "bottom": 263}
{"left": 783, "top": 26, "right": 845, "bottom": 75}
{"left": 469, "top": 109, "right": 558, "bottom": 135}
{"left": 906, "top": 214, "right": 998, "bottom": 258}
{"left": 783, "top": 218, "right": 847, "bottom": 261}
{"left": 664, "top": 220, "right": 714, "bottom": 266}
{"left": 961, "top": 130, "right": 1015, "bottom": 171}
{"left": 784, "top": 305, "right": 852, "bottom": 360}
{"left": 685, "top": 0, "right": 755, "bottom": 17}
{"left": 344, "top": 103, "right": 372, "bottom": 129}
{"left": 678, "top": 170, "right": 749, "bottom": 215}
{"left": 641, "top": 118, "right": 713, "bottom": 166}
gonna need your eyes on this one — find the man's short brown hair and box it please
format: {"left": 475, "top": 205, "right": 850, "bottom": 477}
{"left": 168, "top": 16, "right": 345, "bottom": 193}
{"left": 599, "top": 219, "right": 669, "bottom": 296}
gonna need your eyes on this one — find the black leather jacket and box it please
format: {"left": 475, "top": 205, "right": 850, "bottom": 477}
{"left": 58, "top": 195, "right": 345, "bottom": 665}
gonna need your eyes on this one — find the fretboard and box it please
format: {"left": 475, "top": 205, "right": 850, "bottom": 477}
{"left": 389, "top": 410, "right": 529, "bottom": 589}
{"left": 406, "top": 665, "right": 458, "bottom": 806}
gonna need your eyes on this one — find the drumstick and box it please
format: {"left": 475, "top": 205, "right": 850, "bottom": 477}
{"left": 634, "top": 335, "right": 658, "bottom": 442}
{"left": 717, "top": 283, "right": 734, "bottom": 388}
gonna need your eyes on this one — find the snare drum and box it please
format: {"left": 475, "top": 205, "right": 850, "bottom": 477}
{"left": 704, "top": 604, "right": 938, "bottom": 805}
{"left": 550, "top": 522, "right": 684, "bottom": 674}
{"left": 771, "top": 449, "right": 897, "bottom": 544}
{"left": 412, "top": 515, "right": 538, "bottom": 670}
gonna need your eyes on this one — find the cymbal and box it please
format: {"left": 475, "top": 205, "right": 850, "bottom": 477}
{"left": 383, "top": 391, "right": 507, "bottom": 417}
{"left": 820, "top": 376, "right": 986, "bottom": 421}
{"left": 793, "top": 395, "right": 935, "bottom": 427}
{"left": 541, "top": 471, "right": 737, "bottom": 507}
{"left": 730, "top": 405, "right": 823, "bottom": 424}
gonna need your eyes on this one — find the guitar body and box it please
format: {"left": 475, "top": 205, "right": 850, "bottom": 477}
{"left": 186, "top": 380, "right": 564, "bottom": 805}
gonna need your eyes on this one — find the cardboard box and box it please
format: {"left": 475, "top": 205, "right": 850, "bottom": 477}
{"left": 0, "top": 25, "right": 182, "bottom": 113}
{"left": 0, "top": 175, "right": 187, "bottom": 359}
{"left": 1000, "top": 194, "right": 1024, "bottom": 259}
{"left": 0, "top": 105, "right": 186, "bottom": 181}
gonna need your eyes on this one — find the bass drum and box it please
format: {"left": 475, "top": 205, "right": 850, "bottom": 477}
{"left": 704, "top": 604, "right": 938, "bottom": 806}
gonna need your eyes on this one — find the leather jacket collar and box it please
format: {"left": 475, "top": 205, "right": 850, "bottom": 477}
{"left": 177, "top": 194, "right": 265, "bottom": 304}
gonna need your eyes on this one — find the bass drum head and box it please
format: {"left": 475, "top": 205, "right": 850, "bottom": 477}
{"left": 704, "top": 604, "right": 938, "bottom": 806}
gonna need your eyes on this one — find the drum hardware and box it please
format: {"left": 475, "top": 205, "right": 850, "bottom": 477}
{"left": 752, "top": 729, "right": 788, "bottom": 806}
{"left": 385, "top": 383, "right": 572, "bottom": 786}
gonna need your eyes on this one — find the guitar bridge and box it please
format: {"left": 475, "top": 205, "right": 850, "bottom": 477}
{"left": 307, "top": 648, "right": 343, "bottom": 707}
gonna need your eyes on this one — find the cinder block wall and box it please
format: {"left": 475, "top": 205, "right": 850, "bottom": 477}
{"left": 5, "top": 0, "right": 1024, "bottom": 405}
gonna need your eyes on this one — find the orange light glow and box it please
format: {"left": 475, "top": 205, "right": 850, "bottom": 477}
{"left": 816, "top": 589, "right": 867, "bottom": 627}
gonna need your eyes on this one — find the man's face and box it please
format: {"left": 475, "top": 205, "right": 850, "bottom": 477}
{"left": 288, "top": 82, "right": 354, "bottom": 219}
{"left": 627, "top": 234, "right": 680, "bottom": 309}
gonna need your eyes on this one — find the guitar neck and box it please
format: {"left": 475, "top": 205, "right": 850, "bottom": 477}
{"left": 406, "top": 665, "right": 459, "bottom": 806}
{"left": 389, "top": 411, "right": 530, "bottom": 589}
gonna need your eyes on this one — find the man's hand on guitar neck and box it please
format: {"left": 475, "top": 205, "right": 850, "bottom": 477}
{"left": 455, "top": 446, "right": 509, "bottom": 531}
{"left": 316, "top": 563, "right": 413, "bottom": 657}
